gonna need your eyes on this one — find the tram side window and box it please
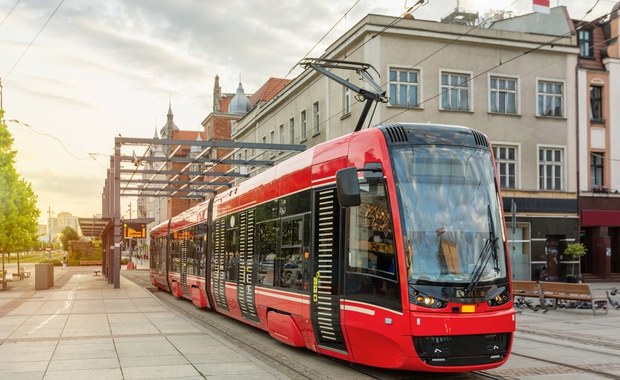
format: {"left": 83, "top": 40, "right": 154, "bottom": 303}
{"left": 225, "top": 225, "right": 239, "bottom": 281}
{"left": 150, "top": 237, "right": 164, "bottom": 270}
{"left": 196, "top": 223, "right": 207, "bottom": 276}
{"left": 257, "top": 220, "right": 278, "bottom": 286}
{"left": 187, "top": 238, "right": 196, "bottom": 275}
{"left": 170, "top": 239, "right": 181, "bottom": 273}
{"left": 346, "top": 180, "right": 399, "bottom": 298}
{"left": 195, "top": 234, "right": 207, "bottom": 276}
{"left": 278, "top": 216, "right": 310, "bottom": 290}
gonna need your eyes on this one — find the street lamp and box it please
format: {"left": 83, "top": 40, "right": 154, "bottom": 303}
{"left": 47, "top": 206, "right": 54, "bottom": 261}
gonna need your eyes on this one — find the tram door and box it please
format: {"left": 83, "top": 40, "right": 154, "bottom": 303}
{"left": 310, "top": 187, "right": 347, "bottom": 353}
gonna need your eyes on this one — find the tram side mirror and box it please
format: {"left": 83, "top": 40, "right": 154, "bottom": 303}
{"left": 336, "top": 167, "right": 361, "bottom": 207}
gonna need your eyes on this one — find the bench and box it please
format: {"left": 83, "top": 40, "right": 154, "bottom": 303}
{"left": 80, "top": 260, "right": 102, "bottom": 266}
{"left": 539, "top": 282, "right": 608, "bottom": 315}
{"left": 512, "top": 280, "right": 545, "bottom": 312}
{"left": 12, "top": 266, "right": 31, "bottom": 280}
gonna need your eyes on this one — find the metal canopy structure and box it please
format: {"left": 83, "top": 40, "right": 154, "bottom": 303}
{"left": 78, "top": 218, "right": 111, "bottom": 238}
{"left": 100, "top": 136, "right": 306, "bottom": 288}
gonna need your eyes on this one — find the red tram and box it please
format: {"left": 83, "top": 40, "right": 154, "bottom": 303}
{"left": 150, "top": 122, "right": 515, "bottom": 372}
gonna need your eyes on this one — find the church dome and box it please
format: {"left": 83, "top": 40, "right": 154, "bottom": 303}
{"left": 190, "top": 134, "right": 203, "bottom": 154}
{"left": 229, "top": 82, "right": 252, "bottom": 114}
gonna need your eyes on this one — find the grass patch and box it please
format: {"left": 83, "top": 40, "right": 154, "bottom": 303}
{"left": 2, "top": 251, "right": 65, "bottom": 264}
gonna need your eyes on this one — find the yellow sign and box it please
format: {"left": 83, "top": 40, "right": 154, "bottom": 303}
{"left": 461, "top": 305, "right": 476, "bottom": 313}
{"left": 123, "top": 223, "right": 146, "bottom": 238}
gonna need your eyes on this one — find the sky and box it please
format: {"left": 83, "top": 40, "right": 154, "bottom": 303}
{"left": 0, "top": 0, "right": 612, "bottom": 226}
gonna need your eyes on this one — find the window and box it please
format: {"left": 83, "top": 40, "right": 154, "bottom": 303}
{"left": 342, "top": 79, "right": 351, "bottom": 115}
{"left": 539, "top": 147, "right": 563, "bottom": 190}
{"left": 590, "top": 85, "right": 603, "bottom": 122}
{"left": 279, "top": 124, "right": 285, "bottom": 143}
{"left": 490, "top": 76, "right": 517, "bottom": 114}
{"left": 590, "top": 152, "right": 604, "bottom": 188}
{"left": 389, "top": 68, "right": 419, "bottom": 108}
{"left": 346, "top": 179, "right": 399, "bottom": 307}
{"left": 269, "top": 130, "right": 275, "bottom": 158}
{"left": 537, "top": 80, "right": 563, "bottom": 117}
{"left": 578, "top": 29, "right": 593, "bottom": 58}
{"left": 289, "top": 117, "right": 295, "bottom": 144}
{"left": 312, "top": 101, "right": 320, "bottom": 135}
{"left": 300, "top": 110, "right": 307, "bottom": 141}
{"left": 440, "top": 71, "right": 470, "bottom": 111}
{"left": 493, "top": 145, "right": 517, "bottom": 189}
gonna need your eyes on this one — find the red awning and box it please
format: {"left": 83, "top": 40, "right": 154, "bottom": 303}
{"left": 581, "top": 210, "right": 620, "bottom": 227}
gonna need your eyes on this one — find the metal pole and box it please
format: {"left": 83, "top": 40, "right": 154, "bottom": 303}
{"left": 114, "top": 140, "right": 121, "bottom": 288}
{"left": 47, "top": 206, "right": 53, "bottom": 261}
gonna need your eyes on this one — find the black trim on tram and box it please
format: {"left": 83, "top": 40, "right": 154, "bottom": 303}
{"left": 380, "top": 123, "right": 490, "bottom": 150}
{"left": 205, "top": 197, "right": 215, "bottom": 311}
{"left": 310, "top": 186, "right": 347, "bottom": 353}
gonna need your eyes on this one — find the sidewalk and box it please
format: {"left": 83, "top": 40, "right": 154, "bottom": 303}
{"left": 0, "top": 266, "right": 288, "bottom": 379}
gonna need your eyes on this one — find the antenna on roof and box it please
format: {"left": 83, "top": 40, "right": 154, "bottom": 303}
{"left": 300, "top": 58, "right": 388, "bottom": 132}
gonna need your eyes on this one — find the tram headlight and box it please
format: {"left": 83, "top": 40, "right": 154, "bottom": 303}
{"left": 487, "top": 287, "right": 511, "bottom": 307}
{"left": 412, "top": 290, "right": 445, "bottom": 309}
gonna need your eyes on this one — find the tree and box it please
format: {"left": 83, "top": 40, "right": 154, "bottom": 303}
{"left": 60, "top": 226, "right": 80, "bottom": 251}
{"left": 564, "top": 243, "right": 587, "bottom": 279}
{"left": 0, "top": 111, "right": 41, "bottom": 254}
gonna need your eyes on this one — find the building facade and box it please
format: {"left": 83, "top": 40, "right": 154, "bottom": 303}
{"left": 228, "top": 11, "right": 579, "bottom": 281}
{"left": 575, "top": 4, "right": 620, "bottom": 281}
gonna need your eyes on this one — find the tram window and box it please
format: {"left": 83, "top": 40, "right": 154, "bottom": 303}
{"left": 277, "top": 216, "right": 310, "bottom": 290}
{"left": 279, "top": 190, "right": 311, "bottom": 217}
{"left": 225, "top": 228, "right": 239, "bottom": 281}
{"left": 346, "top": 179, "right": 398, "bottom": 300}
{"left": 187, "top": 239, "right": 196, "bottom": 275}
{"left": 256, "top": 200, "right": 279, "bottom": 222}
{"left": 171, "top": 240, "right": 180, "bottom": 272}
{"left": 195, "top": 235, "right": 206, "bottom": 276}
{"left": 257, "top": 220, "right": 278, "bottom": 286}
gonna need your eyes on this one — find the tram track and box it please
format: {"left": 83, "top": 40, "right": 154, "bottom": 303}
{"left": 124, "top": 271, "right": 513, "bottom": 379}
{"left": 123, "top": 271, "right": 331, "bottom": 379}
{"left": 123, "top": 272, "right": 619, "bottom": 379}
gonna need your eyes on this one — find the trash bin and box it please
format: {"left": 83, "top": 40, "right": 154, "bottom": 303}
{"left": 35, "top": 263, "right": 54, "bottom": 290}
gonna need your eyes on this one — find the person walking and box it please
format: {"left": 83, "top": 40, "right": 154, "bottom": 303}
{"left": 62, "top": 256, "right": 67, "bottom": 270}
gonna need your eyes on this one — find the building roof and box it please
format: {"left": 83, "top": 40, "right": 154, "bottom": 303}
{"left": 249, "top": 77, "right": 291, "bottom": 105}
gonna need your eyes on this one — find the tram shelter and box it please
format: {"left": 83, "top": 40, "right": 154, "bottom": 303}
{"left": 100, "top": 136, "right": 305, "bottom": 288}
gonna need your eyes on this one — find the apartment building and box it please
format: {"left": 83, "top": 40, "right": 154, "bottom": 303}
{"left": 229, "top": 10, "right": 579, "bottom": 281}
{"left": 574, "top": 5, "right": 620, "bottom": 281}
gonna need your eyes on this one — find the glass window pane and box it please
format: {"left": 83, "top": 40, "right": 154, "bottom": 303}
{"left": 441, "top": 73, "right": 448, "bottom": 85}
{"left": 389, "top": 84, "right": 397, "bottom": 106}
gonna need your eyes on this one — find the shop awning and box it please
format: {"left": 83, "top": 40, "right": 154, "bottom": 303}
{"left": 581, "top": 210, "right": 620, "bottom": 227}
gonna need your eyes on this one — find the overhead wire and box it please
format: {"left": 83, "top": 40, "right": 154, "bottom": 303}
{"left": 0, "top": 0, "right": 21, "bottom": 27}
{"left": 3, "top": 0, "right": 65, "bottom": 80}
{"left": 6, "top": 119, "right": 108, "bottom": 168}
{"left": 235, "top": 0, "right": 430, "bottom": 148}
{"left": 380, "top": 4, "right": 612, "bottom": 124}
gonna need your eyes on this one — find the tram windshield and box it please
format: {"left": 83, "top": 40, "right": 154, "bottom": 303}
{"left": 392, "top": 145, "right": 507, "bottom": 287}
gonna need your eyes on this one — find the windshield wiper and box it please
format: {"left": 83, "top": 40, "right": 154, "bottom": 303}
{"left": 465, "top": 204, "right": 499, "bottom": 293}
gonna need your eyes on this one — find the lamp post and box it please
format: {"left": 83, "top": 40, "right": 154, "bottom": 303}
{"left": 47, "top": 206, "right": 54, "bottom": 261}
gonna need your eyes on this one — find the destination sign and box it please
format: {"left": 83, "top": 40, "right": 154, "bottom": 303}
{"left": 123, "top": 223, "right": 146, "bottom": 238}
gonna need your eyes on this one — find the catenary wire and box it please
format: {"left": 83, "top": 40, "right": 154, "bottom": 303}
{"left": 3, "top": 0, "right": 65, "bottom": 80}
{"left": 0, "top": 0, "right": 21, "bottom": 27}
